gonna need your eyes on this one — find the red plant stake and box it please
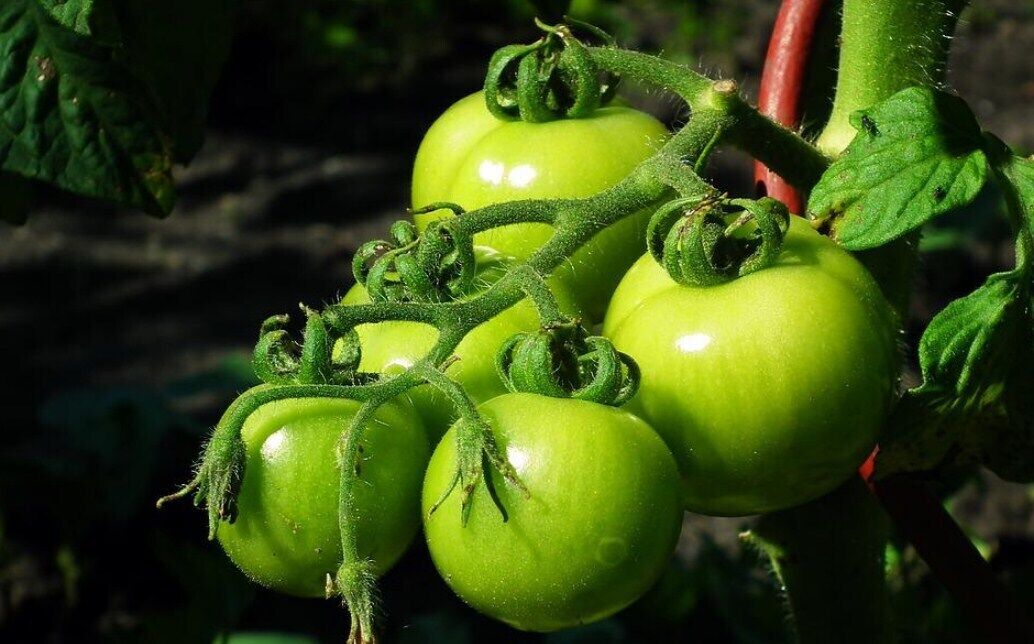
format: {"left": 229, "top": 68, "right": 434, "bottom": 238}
{"left": 753, "top": 0, "right": 825, "bottom": 213}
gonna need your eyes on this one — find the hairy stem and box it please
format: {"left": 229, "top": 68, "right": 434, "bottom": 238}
{"left": 336, "top": 398, "right": 390, "bottom": 644}
{"left": 746, "top": 478, "right": 893, "bottom": 644}
{"left": 816, "top": 0, "right": 967, "bottom": 154}
{"left": 513, "top": 266, "right": 568, "bottom": 326}
{"left": 589, "top": 47, "right": 829, "bottom": 190}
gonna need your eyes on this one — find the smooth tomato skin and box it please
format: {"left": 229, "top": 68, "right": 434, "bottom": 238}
{"left": 604, "top": 217, "right": 899, "bottom": 516}
{"left": 340, "top": 274, "right": 583, "bottom": 441}
{"left": 422, "top": 393, "right": 683, "bottom": 632}
{"left": 217, "top": 390, "right": 429, "bottom": 597}
{"left": 411, "top": 91, "right": 669, "bottom": 319}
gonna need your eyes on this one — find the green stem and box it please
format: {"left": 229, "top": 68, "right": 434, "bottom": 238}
{"left": 747, "top": 478, "right": 893, "bottom": 644}
{"left": 589, "top": 47, "right": 829, "bottom": 190}
{"left": 513, "top": 265, "right": 568, "bottom": 326}
{"left": 336, "top": 398, "right": 386, "bottom": 644}
{"left": 816, "top": 0, "right": 966, "bottom": 155}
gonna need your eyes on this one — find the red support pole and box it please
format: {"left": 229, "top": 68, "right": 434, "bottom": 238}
{"left": 753, "top": 0, "right": 826, "bottom": 214}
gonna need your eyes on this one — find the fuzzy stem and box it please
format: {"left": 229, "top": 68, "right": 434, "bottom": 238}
{"left": 513, "top": 265, "right": 568, "bottom": 326}
{"left": 815, "top": 0, "right": 966, "bottom": 155}
{"left": 337, "top": 397, "right": 390, "bottom": 644}
{"left": 589, "top": 47, "right": 829, "bottom": 190}
{"left": 746, "top": 478, "right": 893, "bottom": 644}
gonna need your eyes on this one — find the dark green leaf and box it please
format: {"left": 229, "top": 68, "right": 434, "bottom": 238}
{"left": 916, "top": 269, "right": 1027, "bottom": 395}
{"left": 877, "top": 268, "right": 1034, "bottom": 481}
{"left": 0, "top": 170, "right": 31, "bottom": 224}
{"left": 808, "top": 87, "right": 988, "bottom": 250}
{"left": 0, "top": 0, "right": 174, "bottom": 214}
{"left": 111, "top": 0, "right": 236, "bottom": 161}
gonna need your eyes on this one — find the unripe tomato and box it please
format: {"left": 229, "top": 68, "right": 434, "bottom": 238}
{"left": 604, "top": 217, "right": 899, "bottom": 516}
{"left": 422, "top": 393, "right": 683, "bottom": 631}
{"left": 217, "top": 391, "right": 429, "bottom": 597}
{"left": 339, "top": 251, "right": 584, "bottom": 441}
{"left": 411, "top": 91, "right": 669, "bottom": 319}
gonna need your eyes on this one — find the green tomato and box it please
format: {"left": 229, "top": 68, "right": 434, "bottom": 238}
{"left": 422, "top": 393, "right": 683, "bottom": 632}
{"left": 604, "top": 217, "right": 899, "bottom": 516}
{"left": 340, "top": 251, "right": 584, "bottom": 441}
{"left": 411, "top": 91, "right": 669, "bottom": 320}
{"left": 217, "top": 389, "right": 429, "bottom": 597}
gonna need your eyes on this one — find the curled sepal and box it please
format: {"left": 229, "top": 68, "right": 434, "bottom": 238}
{"left": 352, "top": 220, "right": 423, "bottom": 301}
{"left": 484, "top": 20, "right": 616, "bottom": 123}
{"left": 416, "top": 220, "right": 477, "bottom": 299}
{"left": 496, "top": 322, "right": 640, "bottom": 406}
{"left": 331, "top": 559, "right": 379, "bottom": 644}
{"left": 563, "top": 17, "right": 620, "bottom": 104}
{"left": 354, "top": 217, "right": 476, "bottom": 304}
{"left": 156, "top": 392, "right": 251, "bottom": 539}
{"left": 485, "top": 42, "right": 546, "bottom": 121}
{"left": 297, "top": 308, "right": 336, "bottom": 385}
{"left": 516, "top": 34, "right": 600, "bottom": 122}
{"left": 252, "top": 314, "right": 299, "bottom": 384}
{"left": 427, "top": 416, "right": 527, "bottom": 525}
{"left": 553, "top": 38, "right": 603, "bottom": 118}
{"left": 648, "top": 196, "right": 790, "bottom": 287}
{"left": 253, "top": 309, "right": 362, "bottom": 386}
{"left": 409, "top": 201, "right": 465, "bottom": 218}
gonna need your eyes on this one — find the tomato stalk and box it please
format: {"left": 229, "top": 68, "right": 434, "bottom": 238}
{"left": 746, "top": 477, "right": 893, "bottom": 644}
{"left": 816, "top": 0, "right": 966, "bottom": 155}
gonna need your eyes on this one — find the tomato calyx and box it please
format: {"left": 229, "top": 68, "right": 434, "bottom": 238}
{"left": 353, "top": 213, "right": 478, "bottom": 303}
{"left": 496, "top": 320, "right": 639, "bottom": 406}
{"left": 156, "top": 390, "right": 251, "bottom": 539}
{"left": 484, "top": 19, "right": 618, "bottom": 123}
{"left": 253, "top": 308, "right": 371, "bottom": 386}
{"left": 647, "top": 195, "right": 791, "bottom": 286}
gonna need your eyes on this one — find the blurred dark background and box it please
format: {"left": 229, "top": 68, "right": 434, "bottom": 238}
{"left": 1, "top": 1, "right": 1032, "bottom": 642}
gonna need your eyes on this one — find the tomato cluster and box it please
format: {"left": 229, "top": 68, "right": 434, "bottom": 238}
{"left": 213, "top": 92, "right": 899, "bottom": 633}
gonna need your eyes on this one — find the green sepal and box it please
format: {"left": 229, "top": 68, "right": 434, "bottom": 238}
{"left": 495, "top": 322, "right": 639, "bottom": 406}
{"left": 648, "top": 196, "right": 790, "bottom": 287}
